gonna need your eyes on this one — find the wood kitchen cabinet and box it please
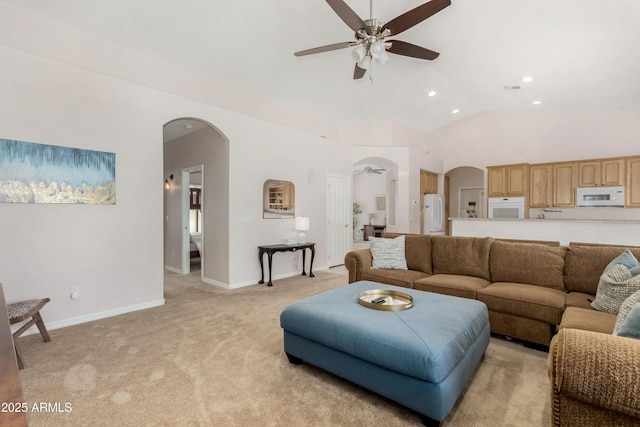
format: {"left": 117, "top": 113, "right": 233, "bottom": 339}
{"left": 529, "top": 164, "right": 553, "bottom": 208}
{"left": 420, "top": 170, "right": 438, "bottom": 195}
{"left": 487, "top": 164, "right": 528, "bottom": 197}
{"left": 553, "top": 162, "right": 578, "bottom": 207}
{"left": 578, "top": 159, "right": 625, "bottom": 187}
{"left": 627, "top": 156, "right": 640, "bottom": 207}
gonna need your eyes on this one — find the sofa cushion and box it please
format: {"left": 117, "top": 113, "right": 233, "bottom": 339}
{"left": 383, "top": 233, "right": 433, "bottom": 274}
{"left": 414, "top": 274, "right": 490, "bottom": 299}
{"left": 360, "top": 268, "right": 429, "bottom": 289}
{"left": 563, "top": 245, "right": 640, "bottom": 294}
{"left": 565, "top": 292, "right": 595, "bottom": 310}
{"left": 591, "top": 265, "right": 640, "bottom": 314}
{"left": 489, "top": 240, "right": 567, "bottom": 291}
{"left": 559, "top": 306, "right": 616, "bottom": 334}
{"left": 477, "top": 282, "right": 566, "bottom": 325}
{"left": 431, "top": 236, "right": 493, "bottom": 280}
{"left": 614, "top": 303, "right": 640, "bottom": 339}
{"left": 369, "top": 235, "right": 407, "bottom": 270}
{"left": 613, "top": 290, "right": 640, "bottom": 334}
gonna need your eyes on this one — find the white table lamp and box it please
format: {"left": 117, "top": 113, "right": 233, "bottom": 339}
{"left": 295, "top": 216, "right": 310, "bottom": 244}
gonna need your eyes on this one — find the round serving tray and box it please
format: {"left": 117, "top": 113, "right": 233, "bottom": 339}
{"left": 358, "top": 289, "right": 414, "bottom": 311}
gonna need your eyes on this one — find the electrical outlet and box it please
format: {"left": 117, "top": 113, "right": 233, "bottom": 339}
{"left": 70, "top": 286, "right": 79, "bottom": 299}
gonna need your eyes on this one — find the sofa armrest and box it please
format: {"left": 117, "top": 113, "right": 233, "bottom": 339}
{"left": 549, "top": 328, "right": 640, "bottom": 420}
{"left": 344, "top": 249, "right": 372, "bottom": 283}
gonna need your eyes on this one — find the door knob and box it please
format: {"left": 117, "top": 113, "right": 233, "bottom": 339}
{"left": 345, "top": 224, "right": 348, "bottom": 228}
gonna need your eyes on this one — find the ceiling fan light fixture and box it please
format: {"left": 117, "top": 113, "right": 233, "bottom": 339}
{"left": 374, "top": 49, "right": 389, "bottom": 65}
{"left": 358, "top": 55, "right": 371, "bottom": 70}
{"left": 351, "top": 45, "right": 367, "bottom": 63}
{"left": 370, "top": 41, "right": 386, "bottom": 59}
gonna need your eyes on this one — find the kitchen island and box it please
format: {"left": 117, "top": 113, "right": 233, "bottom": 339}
{"left": 450, "top": 217, "right": 640, "bottom": 246}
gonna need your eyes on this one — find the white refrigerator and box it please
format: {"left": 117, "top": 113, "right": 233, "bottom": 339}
{"left": 424, "top": 194, "right": 445, "bottom": 235}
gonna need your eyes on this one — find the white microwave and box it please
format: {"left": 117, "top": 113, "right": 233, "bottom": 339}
{"left": 576, "top": 186, "right": 625, "bottom": 207}
{"left": 488, "top": 197, "right": 525, "bottom": 219}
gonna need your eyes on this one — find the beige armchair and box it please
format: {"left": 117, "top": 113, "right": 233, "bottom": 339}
{"left": 549, "top": 328, "right": 640, "bottom": 426}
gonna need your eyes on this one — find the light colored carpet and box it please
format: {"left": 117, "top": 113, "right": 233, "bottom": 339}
{"left": 17, "top": 268, "right": 550, "bottom": 426}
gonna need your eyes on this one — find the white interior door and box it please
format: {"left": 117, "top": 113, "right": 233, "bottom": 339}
{"left": 327, "top": 174, "right": 350, "bottom": 267}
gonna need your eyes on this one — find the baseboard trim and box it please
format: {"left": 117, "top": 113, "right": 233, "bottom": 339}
{"left": 226, "top": 266, "right": 332, "bottom": 289}
{"left": 164, "top": 265, "right": 182, "bottom": 274}
{"left": 16, "top": 298, "right": 166, "bottom": 336}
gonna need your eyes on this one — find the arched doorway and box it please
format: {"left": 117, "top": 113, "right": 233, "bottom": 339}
{"left": 353, "top": 157, "right": 398, "bottom": 241}
{"left": 163, "top": 118, "right": 230, "bottom": 286}
{"left": 445, "top": 166, "right": 485, "bottom": 221}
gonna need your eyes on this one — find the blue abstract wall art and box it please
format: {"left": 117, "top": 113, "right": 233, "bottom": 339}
{"left": 0, "top": 138, "right": 116, "bottom": 204}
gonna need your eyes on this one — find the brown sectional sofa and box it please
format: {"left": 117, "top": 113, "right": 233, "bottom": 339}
{"left": 344, "top": 233, "right": 640, "bottom": 425}
{"left": 346, "top": 233, "right": 572, "bottom": 346}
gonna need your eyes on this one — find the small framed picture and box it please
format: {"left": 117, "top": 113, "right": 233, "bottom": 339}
{"left": 374, "top": 194, "right": 386, "bottom": 212}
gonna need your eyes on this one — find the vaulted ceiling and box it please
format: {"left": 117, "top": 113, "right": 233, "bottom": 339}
{"left": 5, "top": 0, "right": 640, "bottom": 142}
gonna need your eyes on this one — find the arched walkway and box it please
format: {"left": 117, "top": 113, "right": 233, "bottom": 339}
{"left": 353, "top": 156, "right": 398, "bottom": 240}
{"left": 163, "top": 118, "right": 230, "bottom": 286}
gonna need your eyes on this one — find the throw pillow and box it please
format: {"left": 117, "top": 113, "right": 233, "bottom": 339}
{"left": 614, "top": 302, "right": 640, "bottom": 340}
{"left": 591, "top": 264, "right": 640, "bottom": 314}
{"left": 613, "top": 289, "right": 640, "bottom": 334}
{"left": 370, "top": 235, "right": 408, "bottom": 270}
{"left": 630, "top": 265, "right": 640, "bottom": 277}
{"left": 605, "top": 249, "right": 639, "bottom": 272}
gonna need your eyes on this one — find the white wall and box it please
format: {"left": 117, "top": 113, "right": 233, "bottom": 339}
{"left": 425, "top": 109, "right": 640, "bottom": 172}
{"left": 226, "top": 121, "right": 352, "bottom": 287}
{"left": 0, "top": 45, "right": 166, "bottom": 326}
{"left": 0, "top": 5, "right": 353, "bottom": 329}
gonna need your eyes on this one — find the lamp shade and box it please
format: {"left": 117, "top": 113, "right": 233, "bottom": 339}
{"left": 295, "top": 216, "right": 310, "bottom": 231}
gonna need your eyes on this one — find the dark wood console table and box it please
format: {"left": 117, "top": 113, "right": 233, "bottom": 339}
{"left": 258, "top": 242, "right": 315, "bottom": 287}
{"left": 363, "top": 224, "right": 386, "bottom": 241}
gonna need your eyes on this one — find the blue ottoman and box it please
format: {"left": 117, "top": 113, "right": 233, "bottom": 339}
{"left": 280, "top": 281, "right": 490, "bottom": 426}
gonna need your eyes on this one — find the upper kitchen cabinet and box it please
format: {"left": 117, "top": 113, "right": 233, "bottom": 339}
{"left": 529, "top": 164, "right": 553, "bottom": 208}
{"left": 627, "top": 156, "right": 640, "bottom": 207}
{"left": 487, "top": 164, "right": 529, "bottom": 197}
{"left": 553, "top": 162, "right": 578, "bottom": 207}
{"left": 578, "top": 159, "right": 625, "bottom": 187}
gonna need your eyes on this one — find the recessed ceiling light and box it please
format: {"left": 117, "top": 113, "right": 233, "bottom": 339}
{"left": 427, "top": 90, "right": 437, "bottom": 97}
{"left": 184, "top": 124, "right": 193, "bottom": 130}
{"left": 532, "top": 100, "right": 542, "bottom": 105}
{"left": 522, "top": 76, "right": 533, "bottom": 83}
{"left": 452, "top": 109, "right": 460, "bottom": 114}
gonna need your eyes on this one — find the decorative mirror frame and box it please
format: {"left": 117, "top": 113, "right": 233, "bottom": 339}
{"left": 374, "top": 194, "right": 386, "bottom": 212}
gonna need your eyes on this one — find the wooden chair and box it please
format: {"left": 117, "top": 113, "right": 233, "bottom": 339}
{"left": 7, "top": 298, "right": 51, "bottom": 369}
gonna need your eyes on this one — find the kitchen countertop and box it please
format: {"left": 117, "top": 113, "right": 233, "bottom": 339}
{"left": 450, "top": 217, "right": 640, "bottom": 224}
{"left": 450, "top": 217, "right": 640, "bottom": 246}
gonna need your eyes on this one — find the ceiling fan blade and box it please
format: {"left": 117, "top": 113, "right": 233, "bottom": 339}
{"left": 294, "top": 42, "right": 354, "bottom": 57}
{"left": 353, "top": 64, "right": 366, "bottom": 80}
{"left": 387, "top": 40, "right": 439, "bottom": 60}
{"left": 382, "top": 0, "right": 451, "bottom": 36}
{"left": 326, "top": 0, "right": 367, "bottom": 32}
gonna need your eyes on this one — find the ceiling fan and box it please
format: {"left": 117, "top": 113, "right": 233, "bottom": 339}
{"left": 355, "top": 164, "right": 385, "bottom": 174}
{"left": 294, "top": 0, "right": 451, "bottom": 79}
